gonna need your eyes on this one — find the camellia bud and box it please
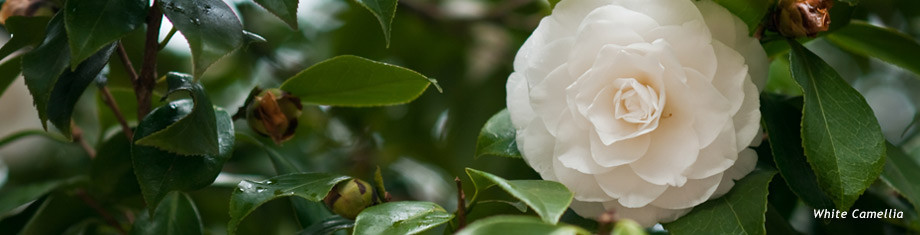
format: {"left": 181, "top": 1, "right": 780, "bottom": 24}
{"left": 773, "top": 0, "right": 833, "bottom": 38}
{"left": 323, "top": 179, "right": 379, "bottom": 220}
{"left": 246, "top": 88, "right": 302, "bottom": 144}
{"left": 0, "top": 0, "right": 57, "bottom": 25}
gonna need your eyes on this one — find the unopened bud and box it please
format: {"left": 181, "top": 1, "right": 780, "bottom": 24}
{"left": 0, "top": 0, "right": 56, "bottom": 25}
{"left": 246, "top": 88, "right": 302, "bottom": 144}
{"left": 323, "top": 179, "right": 378, "bottom": 220}
{"left": 774, "top": 0, "right": 833, "bottom": 38}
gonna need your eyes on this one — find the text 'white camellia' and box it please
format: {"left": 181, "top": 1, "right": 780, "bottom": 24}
{"left": 506, "top": 0, "right": 768, "bottom": 226}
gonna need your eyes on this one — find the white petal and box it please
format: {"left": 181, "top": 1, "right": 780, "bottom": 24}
{"left": 518, "top": 118, "right": 557, "bottom": 181}
{"left": 551, "top": 0, "right": 616, "bottom": 29}
{"left": 710, "top": 40, "right": 749, "bottom": 115}
{"left": 569, "top": 200, "right": 607, "bottom": 219}
{"left": 506, "top": 72, "right": 534, "bottom": 130}
{"left": 610, "top": 0, "right": 703, "bottom": 27}
{"left": 590, "top": 131, "right": 649, "bottom": 167}
{"left": 711, "top": 148, "right": 758, "bottom": 198}
{"left": 683, "top": 121, "right": 738, "bottom": 180}
{"left": 531, "top": 63, "right": 576, "bottom": 135}
{"left": 553, "top": 156, "right": 612, "bottom": 202}
{"left": 567, "top": 5, "right": 659, "bottom": 76}
{"left": 628, "top": 115, "right": 698, "bottom": 187}
{"left": 523, "top": 38, "right": 574, "bottom": 87}
{"left": 646, "top": 21, "right": 716, "bottom": 80}
{"left": 595, "top": 167, "right": 668, "bottom": 208}
{"left": 694, "top": 0, "right": 768, "bottom": 89}
{"left": 649, "top": 173, "right": 723, "bottom": 209}
{"left": 556, "top": 115, "right": 611, "bottom": 174}
{"left": 733, "top": 79, "right": 762, "bottom": 150}
{"left": 602, "top": 201, "right": 691, "bottom": 228}
{"left": 679, "top": 68, "right": 732, "bottom": 148}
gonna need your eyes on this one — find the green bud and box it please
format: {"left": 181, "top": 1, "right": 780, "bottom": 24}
{"left": 323, "top": 179, "right": 378, "bottom": 220}
{"left": 611, "top": 219, "right": 647, "bottom": 235}
{"left": 246, "top": 88, "right": 302, "bottom": 144}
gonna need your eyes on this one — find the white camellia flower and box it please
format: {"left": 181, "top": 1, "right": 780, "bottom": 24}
{"left": 506, "top": 0, "right": 768, "bottom": 226}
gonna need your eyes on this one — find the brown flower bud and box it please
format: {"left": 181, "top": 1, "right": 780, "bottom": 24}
{"left": 0, "top": 0, "right": 56, "bottom": 25}
{"left": 774, "top": 0, "right": 834, "bottom": 38}
{"left": 246, "top": 88, "right": 302, "bottom": 144}
{"left": 323, "top": 179, "right": 379, "bottom": 220}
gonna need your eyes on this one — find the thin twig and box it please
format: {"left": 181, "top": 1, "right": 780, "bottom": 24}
{"left": 116, "top": 42, "right": 138, "bottom": 85}
{"left": 100, "top": 86, "right": 133, "bottom": 141}
{"left": 76, "top": 189, "right": 127, "bottom": 234}
{"left": 71, "top": 123, "right": 96, "bottom": 158}
{"left": 455, "top": 177, "right": 467, "bottom": 230}
{"left": 136, "top": 0, "right": 163, "bottom": 119}
{"left": 158, "top": 27, "right": 177, "bottom": 51}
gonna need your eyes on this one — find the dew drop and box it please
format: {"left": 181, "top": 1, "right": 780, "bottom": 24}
{"left": 237, "top": 180, "right": 255, "bottom": 193}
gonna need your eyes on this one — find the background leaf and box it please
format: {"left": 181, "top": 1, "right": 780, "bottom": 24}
{"left": 354, "top": 0, "right": 397, "bottom": 47}
{"left": 880, "top": 143, "right": 920, "bottom": 215}
{"left": 352, "top": 201, "right": 453, "bottom": 235}
{"left": 712, "top": 0, "right": 772, "bottom": 34}
{"left": 160, "top": 0, "right": 244, "bottom": 78}
{"left": 131, "top": 192, "right": 203, "bottom": 235}
{"left": 64, "top": 0, "right": 146, "bottom": 68}
{"left": 22, "top": 14, "right": 70, "bottom": 130}
{"left": 825, "top": 21, "right": 920, "bottom": 78}
{"left": 135, "top": 73, "right": 219, "bottom": 156}
{"left": 0, "top": 56, "right": 23, "bottom": 97}
{"left": 299, "top": 215, "right": 354, "bottom": 235}
{"left": 455, "top": 215, "right": 589, "bottom": 235}
{"left": 279, "top": 55, "right": 434, "bottom": 107}
{"left": 0, "top": 16, "right": 51, "bottom": 62}
{"left": 253, "top": 0, "right": 299, "bottom": 29}
{"left": 90, "top": 131, "right": 139, "bottom": 202}
{"left": 664, "top": 170, "right": 777, "bottom": 235}
{"left": 227, "top": 173, "right": 351, "bottom": 234}
{"left": 132, "top": 100, "right": 234, "bottom": 213}
{"left": 46, "top": 43, "right": 116, "bottom": 138}
{"left": 787, "top": 39, "right": 886, "bottom": 211}
{"left": 475, "top": 109, "right": 521, "bottom": 159}
{"left": 465, "top": 168, "right": 572, "bottom": 224}
{"left": 18, "top": 192, "right": 94, "bottom": 235}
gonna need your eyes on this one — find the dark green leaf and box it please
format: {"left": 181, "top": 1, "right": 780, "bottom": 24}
{"left": 90, "top": 131, "right": 139, "bottom": 201}
{"left": 787, "top": 39, "right": 886, "bottom": 210}
{"left": 0, "top": 16, "right": 51, "bottom": 61}
{"left": 765, "top": 55, "right": 802, "bottom": 96}
{"left": 131, "top": 192, "right": 203, "bottom": 235}
{"left": 826, "top": 21, "right": 920, "bottom": 78}
{"left": 47, "top": 43, "right": 116, "bottom": 138}
{"left": 664, "top": 170, "right": 776, "bottom": 235}
{"left": 227, "top": 173, "right": 351, "bottom": 234}
{"left": 235, "top": 132, "right": 301, "bottom": 174}
{"left": 456, "top": 215, "right": 589, "bottom": 235}
{"left": 465, "top": 168, "right": 572, "bottom": 224}
{"left": 22, "top": 14, "right": 70, "bottom": 130}
{"left": 760, "top": 94, "right": 835, "bottom": 209}
{"left": 712, "top": 0, "right": 771, "bottom": 34}
{"left": 0, "top": 56, "right": 23, "bottom": 96}
{"left": 19, "top": 192, "right": 95, "bottom": 235}
{"left": 160, "top": 0, "right": 244, "bottom": 78}
{"left": 354, "top": 0, "right": 397, "bottom": 47}
{"left": 764, "top": 203, "right": 800, "bottom": 235}
{"left": 254, "top": 0, "right": 299, "bottom": 29}
{"left": 279, "top": 55, "right": 435, "bottom": 107}
{"left": 0, "top": 130, "right": 69, "bottom": 148}
{"left": 132, "top": 100, "right": 234, "bottom": 213}
{"left": 135, "top": 73, "right": 219, "bottom": 156}
{"left": 352, "top": 201, "right": 453, "bottom": 235}
{"left": 475, "top": 109, "right": 520, "bottom": 159}
{"left": 64, "top": 0, "right": 146, "bottom": 68}
{"left": 300, "top": 215, "right": 354, "bottom": 235}
{"left": 881, "top": 143, "right": 920, "bottom": 215}
{"left": 0, "top": 179, "right": 73, "bottom": 216}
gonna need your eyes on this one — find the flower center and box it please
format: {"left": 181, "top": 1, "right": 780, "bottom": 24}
{"left": 613, "top": 78, "right": 659, "bottom": 124}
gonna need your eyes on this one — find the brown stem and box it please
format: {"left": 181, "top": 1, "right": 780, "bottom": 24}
{"left": 597, "top": 210, "right": 617, "bottom": 235}
{"left": 136, "top": 0, "right": 163, "bottom": 119}
{"left": 455, "top": 177, "right": 467, "bottom": 230}
{"left": 100, "top": 86, "right": 133, "bottom": 141}
{"left": 76, "top": 189, "right": 127, "bottom": 234}
{"left": 71, "top": 123, "right": 96, "bottom": 159}
{"left": 116, "top": 42, "right": 138, "bottom": 85}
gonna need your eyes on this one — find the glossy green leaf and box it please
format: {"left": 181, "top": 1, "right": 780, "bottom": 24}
{"left": 135, "top": 73, "right": 219, "bottom": 156}
{"left": 475, "top": 109, "right": 520, "bottom": 159}
{"left": 131, "top": 192, "right": 203, "bottom": 235}
{"left": 787, "top": 39, "right": 886, "bottom": 211}
{"left": 465, "top": 168, "right": 573, "bottom": 224}
{"left": 279, "top": 55, "right": 435, "bottom": 107}
{"left": 826, "top": 21, "right": 920, "bottom": 78}
{"left": 456, "top": 215, "right": 590, "bottom": 235}
{"left": 354, "top": 0, "right": 397, "bottom": 47}
{"left": 0, "top": 56, "right": 23, "bottom": 97}
{"left": 227, "top": 173, "right": 351, "bottom": 234}
{"left": 664, "top": 170, "right": 776, "bottom": 235}
{"left": 712, "top": 0, "right": 771, "bottom": 34}
{"left": 0, "top": 16, "right": 51, "bottom": 61}
{"left": 352, "top": 201, "right": 453, "bottom": 235}
{"left": 64, "top": 0, "right": 146, "bottom": 68}
{"left": 22, "top": 14, "right": 70, "bottom": 130}
{"left": 254, "top": 0, "right": 299, "bottom": 29}
{"left": 132, "top": 100, "right": 234, "bottom": 213}
{"left": 0, "top": 178, "right": 73, "bottom": 216}
{"left": 760, "top": 94, "right": 835, "bottom": 209}
{"left": 19, "top": 192, "right": 94, "bottom": 235}
{"left": 47, "top": 43, "right": 116, "bottom": 138}
{"left": 299, "top": 215, "right": 354, "bottom": 235}
{"left": 160, "top": 0, "right": 244, "bottom": 78}
{"left": 90, "top": 131, "right": 139, "bottom": 201}
{"left": 881, "top": 143, "right": 920, "bottom": 215}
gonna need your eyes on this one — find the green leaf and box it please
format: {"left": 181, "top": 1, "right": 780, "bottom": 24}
{"left": 135, "top": 73, "right": 219, "bottom": 156}
{"left": 664, "top": 170, "right": 777, "bottom": 235}
{"left": 299, "top": 215, "right": 354, "bottom": 235}
{"left": 64, "top": 0, "right": 146, "bottom": 68}
{"left": 46, "top": 43, "right": 116, "bottom": 138}
{"left": 254, "top": 0, "right": 299, "bottom": 29}
{"left": 160, "top": 0, "right": 244, "bottom": 78}
{"left": 279, "top": 55, "right": 435, "bottom": 107}
{"left": 131, "top": 192, "right": 203, "bottom": 235}
{"left": 456, "top": 215, "right": 590, "bottom": 235}
{"left": 0, "top": 178, "right": 74, "bottom": 216}
{"left": 0, "top": 16, "right": 51, "bottom": 61}
{"left": 465, "top": 168, "right": 572, "bottom": 224}
{"left": 760, "top": 94, "right": 835, "bottom": 209}
{"left": 22, "top": 14, "right": 70, "bottom": 130}
{"left": 353, "top": 0, "right": 397, "bottom": 47}
{"left": 826, "top": 21, "right": 920, "bottom": 78}
{"left": 787, "top": 39, "right": 886, "bottom": 211}
{"left": 712, "top": 0, "right": 771, "bottom": 34}
{"left": 352, "top": 201, "right": 453, "bottom": 235}
{"left": 132, "top": 100, "right": 234, "bottom": 213}
{"left": 227, "top": 173, "right": 351, "bottom": 234}
{"left": 0, "top": 56, "right": 23, "bottom": 97}
{"left": 19, "top": 192, "right": 95, "bottom": 235}
{"left": 475, "top": 109, "right": 521, "bottom": 159}
{"left": 90, "top": 131, "right": 140, "bottom": 201}
{"left": 880, "top": 143, "right": 920, "bottom": 215}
